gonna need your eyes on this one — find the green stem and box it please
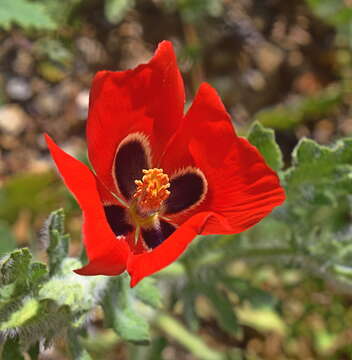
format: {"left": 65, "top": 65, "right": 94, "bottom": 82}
{"left": 194, "top": 246, "right": 297, "bottom": 269}
{"left": 155, "top": 314, "right": 224, "bottom": 360}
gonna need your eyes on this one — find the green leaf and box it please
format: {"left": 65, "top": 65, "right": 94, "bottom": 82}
{"left": 1, "top": 296, "right": 72, "bottom": 348}
{"left": 182, "top": 285, "right": 200, "bottom": 331}
{"left": 0, "top": 298, "right": 39, "bottom": 331}
{"left": 134, "top": 277, "right": 162, "bottom": 308}
{"left": 247, "top": 122, "right": 283, "bottom": 171}
{"left": 0, "top": 211, "right": 110, "bottom": 352}
{"left": 0, "top": 0, "right": 56, "bottom": 30}
{"left": 0, "top": 248, "right": 32, "bottom": 285}
{"left": 254, "top": 85, "right": 342, "bottom": 130}
{"left": 28, "top": 262, "right": 48, "bottom": 287}
{"left": 284, "top": 137, "right": 352, "bottom": 200}
{"left": 2, "top": 338, "right": 25, "bottom": 360}
{"left": 198, "top": 283, "right": 240, "bottom": 335}
{"left": 0, "top": 251, "right": 48, "bottom": 325}
{"left": 38, "top": 263, "right": 106, "bottom": 316}
{"left": 156, "top": 314, "right": 224, "bottom": 360}
{"left": 220, "top": 275, "right": 277, "bottom": 309}
{"left": 45, "top": 209, "right": 70, "bottom": 276}
{"left": 102, "top": 275, "right": 150, "bottom": 345}
{"left": 306, "top": 0, "right": 352, "bottom": 26}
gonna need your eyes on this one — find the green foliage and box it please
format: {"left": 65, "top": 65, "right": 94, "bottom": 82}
{"left": 2, "top": 123, "right": 352, "bottom": 358}
{"left": 67, "top": 328, "right": 93, "bottom": 360}
{"left": 254, "top": 85, "right": 342, "bottom": 130}
{"left": 247, "top": 121, "right": 283, "bottom": 171}
{"left": 156, "top": 314, "right": 225, "bottom": 360}
{"left": 159, "top": 123, "right": 352, "bottom": 358}
{"left": 104, "top": 0, "right": 135, "bottom": 24}
{"left": 46, "top": 209, "right": 69, "bottom": 276}
{"left": 164, "top": 0, "right": 224, "bottom": 22}
{"left": 2, "top": 338, "right": 25, "bottom": 360}
{"left": 306, "top": 0, "right": 352, "bottom": 39}
{"left": 0, "top": 171, "right": 62, "bottom": 224}
{"left": 0, "top": 209, "right": 161, "bottom": 358}
{"left": 0, "top": 0, "right": 56, "bottom": 30}
{"left": 102, "top": 274, "right": 161, "bottom": 345}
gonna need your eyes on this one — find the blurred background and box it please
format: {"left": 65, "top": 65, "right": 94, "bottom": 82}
{"left": 1, "top": 0, "right": 352, "bottom": 359}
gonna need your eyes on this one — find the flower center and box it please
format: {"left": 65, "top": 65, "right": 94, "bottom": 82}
{"left": 133, "top": 168, "right": 170, "bottom": 215}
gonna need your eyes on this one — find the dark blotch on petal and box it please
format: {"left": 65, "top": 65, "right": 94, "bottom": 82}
{"left": 114, "top": 136, "right": 150, "bottom": 200}
{"left": 165, "top": 171, "right": 206, "bottom": 214}
{"left": 104, "top": 205, "right": 133, "bottom": 236}
{"left": 142, "top": 221, "right": 176, "bottom": 249}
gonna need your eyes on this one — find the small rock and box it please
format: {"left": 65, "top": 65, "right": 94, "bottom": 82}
{"left": 76, "top": 36, "right": 108, "bottom": 65}
{"left": 255, "top": 43, "right": 284, "bottom": 74}
{"left": 33, "top": 92, "right": 61, "bottom": 116}
{"left": 6, "top": 77, "right": 32, "bottom": 101}
{"left": 76, "top": 89, "right": 89, "bottom": 120}
{"left": 0, "top": 104, "right": 28, "bottom": 135}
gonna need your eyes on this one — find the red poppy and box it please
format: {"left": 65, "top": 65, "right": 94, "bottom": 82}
{"left": 46, "top": 41, "right": 285, "bottom": 287}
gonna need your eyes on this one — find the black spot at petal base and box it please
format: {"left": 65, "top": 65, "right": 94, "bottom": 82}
{"left": 104, "top": 205, "right": 133, "bottom": 236}
{"left": 165, "top": 170, "right": 206, "bottom": 214}
{"left": 142, "top": 221, "right": 176, "bottom": 249}
{"left": 114, "top": 133, "right": 151, "bottom": 200}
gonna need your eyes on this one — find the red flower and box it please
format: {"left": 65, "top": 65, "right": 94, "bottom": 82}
{"left": 46, "top": 41, "right": 285, "bottom": 287}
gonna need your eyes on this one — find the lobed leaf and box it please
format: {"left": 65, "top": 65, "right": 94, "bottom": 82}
{"left": 284, "top": 138, "right": 352, "bottom": 204}
{"left": 247, "top": 121, "right": 283, "bottom": 171}
{"left": 0, "top": 248, "right": 32, "bottom": 286}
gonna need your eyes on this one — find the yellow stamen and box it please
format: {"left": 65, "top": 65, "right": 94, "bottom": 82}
{"left": 133, "top": 168, "right": 170, "bottom": 214}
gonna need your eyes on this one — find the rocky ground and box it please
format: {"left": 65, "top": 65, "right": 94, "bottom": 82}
{"left": 0, "top": 0, "right": 348, "bottom": 181}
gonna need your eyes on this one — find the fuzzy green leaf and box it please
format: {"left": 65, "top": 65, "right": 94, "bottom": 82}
{"left": 46, "top": 209, "right": 70, "bottom": 276}
{"left": 247, "top": 122, "right": 283, "bottom": 171}
{"left": 103, "top": 275, "right": 150, "bottom": 345}
{"left": 38, "top": 260, "right": 106, "bottom": 316}
{"left": 284, "top": 138, "right": 352, "bottom": 200}
{"left": 0, "top": 298, "right": 39, "bottom": 331}
{"left": 28, "top": 262, "right": 48, "bottom": 287}
{"left": 134, "top": 277, "right": 162, "bottom": 308}
{"left": 1, "top": 297, "right": 71, "bottom": 349}
{"left": 0, "top": 248, "right": 32, "bottom": 285}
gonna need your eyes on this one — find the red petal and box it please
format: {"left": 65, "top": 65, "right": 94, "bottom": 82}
{"left": 162, "top": 83, "right": 285, "bottom": 232}
{"left": 45, "top": 134, "right": 130, "bottom": 275}
{"left": 87, "top": 41, "right": 185, "bottom": 196}
{"left": 127, "top": 211, "right": 217, "bottom": 287}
